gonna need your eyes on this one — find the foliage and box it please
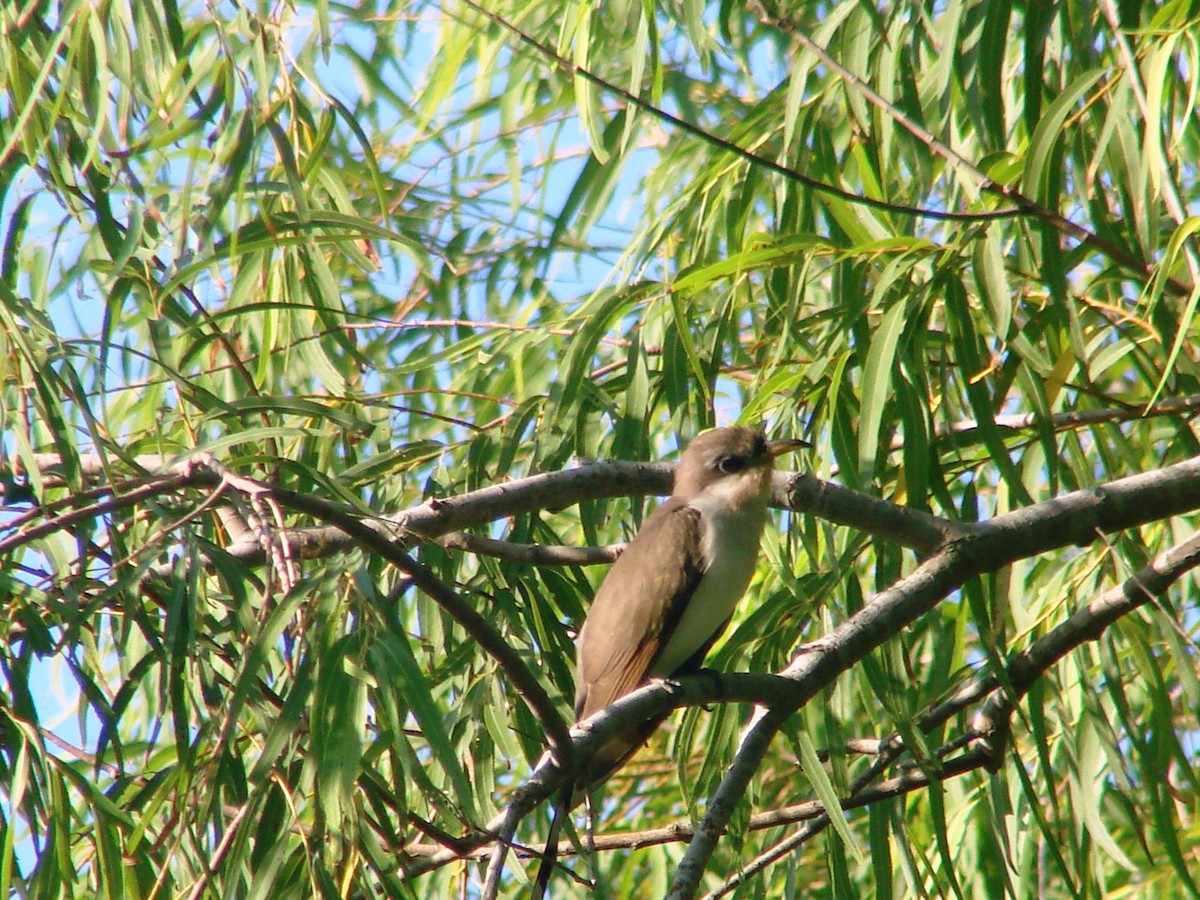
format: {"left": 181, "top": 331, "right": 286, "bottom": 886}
{"left": 2, "top": 0, "right": 1200, "bottom": 896}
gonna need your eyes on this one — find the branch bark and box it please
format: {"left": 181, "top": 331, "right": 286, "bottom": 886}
{"left": 665, "top": 455, "right": 1200, "bottom": 897}
{"left": 7, "top": 452, "right": 958, "bottom": 556}
{"left": 8, "top": 449, "right": 1200, "bottom": 895}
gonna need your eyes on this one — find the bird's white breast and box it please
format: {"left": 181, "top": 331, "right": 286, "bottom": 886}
{"left": 651, "top": 486, "right": 768, "bottom": 676}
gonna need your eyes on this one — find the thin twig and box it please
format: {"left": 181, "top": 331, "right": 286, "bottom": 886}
{"left": 750, "top": 0, "right": 1191, "bottom": 294}
{"left": 454, "top": 0, "right": 1024, "bottom": 225}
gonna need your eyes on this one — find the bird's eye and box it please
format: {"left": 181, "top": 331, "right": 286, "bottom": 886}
{"left": 717, "top": 455, "right": 746, "bottom": 474}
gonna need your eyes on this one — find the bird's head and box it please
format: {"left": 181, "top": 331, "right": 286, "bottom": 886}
{"left": 673, "top": 427, "right": 809, "bottom": 506}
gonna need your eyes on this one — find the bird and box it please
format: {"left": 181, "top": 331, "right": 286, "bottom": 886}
{"left": 535, "top": 426, "right": 807, "bottom": 893}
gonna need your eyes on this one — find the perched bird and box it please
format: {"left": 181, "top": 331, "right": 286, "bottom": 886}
{"left": 536, "top": 427, "right": 806, "bottom": 893}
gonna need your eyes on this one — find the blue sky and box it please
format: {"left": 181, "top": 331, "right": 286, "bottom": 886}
{"left": 0, "top": 1, "right": 727, "bottom": 872}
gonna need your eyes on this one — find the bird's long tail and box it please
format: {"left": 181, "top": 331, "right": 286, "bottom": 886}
{"left": 532, "top": 781, "right": 573, "bottom": 899}
{"left": 531, "top": 714, "right": 667, "bottom": 896}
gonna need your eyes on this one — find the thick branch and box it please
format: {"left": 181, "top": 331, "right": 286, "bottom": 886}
{"left": 10, "top": 449, "right": 1200, "bottom": 894}
{"left": 417, "top": 509, "right": 1199, "bottom": 880}
{"left": 9, "top": 453, "right": 957, "bottom": 555}
{"left": 399, "top": 671, "right": 800, "bottom": 878}
{"left": 401, "top": 507, "right": 1200, "bottom": 881}
{"left": 667, "top": 454, "right": 1200, "bottom": 897}
{"left": 713, "top": 527, "right": 1200, "bottom": 895}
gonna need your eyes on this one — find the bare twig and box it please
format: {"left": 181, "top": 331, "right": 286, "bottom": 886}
{"left": 454, "top": 0, "right": 1022, "bottom": 225}
{"left": 438, "top": 530, "right": 622, "bottom": 566}
{"left": 930, "top": 393, "right": 1200, "bottom": 443}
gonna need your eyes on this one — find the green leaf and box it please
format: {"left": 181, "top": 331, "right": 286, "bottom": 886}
{"left": 791, "top": 727, "right": 867, "bottom": 866}
{"left": 858, "top": 299, "right": 906, "bottom": 485}
{"left": 1021, "top": 68, "right": 1106, "bottom": 203}
{"left": 368, "top": 630, "right": 479, "bottom": 823}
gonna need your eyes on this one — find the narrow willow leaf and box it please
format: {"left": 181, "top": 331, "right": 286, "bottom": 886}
{"left": 792, "top": 727, "right": 867, "bottom": 865}
{"left": 369, "top": 632, "right": 479, "bottom": 823}
{"left": 1139, "top": 31, "right": 1182, "bottom": 197}
{"left": 1074, "top": 723, "right": 1137, "bottom": 872}
{"left": 550, "top": 283, "right": 651, "bottom": 430}
{"left": 858, "top": 300, "right": 906, "bottom": 484}
{"left": 571, "top": 4, "right": 609, "bottom": 164}
{"left": 973, "top": 224, "right": 1012, "bottom": 339}
{"left": 1021, "top": 68, "right": 1106, "bottom": 203}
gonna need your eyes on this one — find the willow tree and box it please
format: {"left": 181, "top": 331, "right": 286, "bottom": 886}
{"left": 2, "top": 0, "right": 1199, "bottom": 896}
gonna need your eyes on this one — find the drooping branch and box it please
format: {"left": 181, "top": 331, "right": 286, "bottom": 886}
{"left": 236, "top": 470, "right": 579, "bottom": 763}
{"left": 396, "top": 455, "right": 1200, "bottom": 889}
{"left": 3, "top": 454, "right": 575, "bottom": 763}
{"left": 453, "top": 0, "right": 1022, "bottom": 224}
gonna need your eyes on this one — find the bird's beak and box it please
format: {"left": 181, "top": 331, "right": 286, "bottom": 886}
{"left": 765, "top": 438, "right": 810, "bottom": 459}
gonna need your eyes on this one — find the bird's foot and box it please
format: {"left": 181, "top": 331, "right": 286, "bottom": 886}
{"left": 648, "top": 674, "right": 686, "bottom": 695}
{"left": 656, "top": 668, "right": 724, "bottom": 709}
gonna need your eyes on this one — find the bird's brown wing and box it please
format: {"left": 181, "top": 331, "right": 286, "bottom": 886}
{"left": 574, "top": 498, "right": 705, "bottom": 720}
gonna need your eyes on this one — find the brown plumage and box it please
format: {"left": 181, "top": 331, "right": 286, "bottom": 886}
{"left": 572, "top": 426, "right": 807, "bottom": 785}
{"left": 535, "top": 428, "right": 806, "bottom": 897}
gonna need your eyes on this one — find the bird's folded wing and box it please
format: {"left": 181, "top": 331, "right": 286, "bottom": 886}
{"left": 574, "top": 498, "right": 706, "bottom": 720}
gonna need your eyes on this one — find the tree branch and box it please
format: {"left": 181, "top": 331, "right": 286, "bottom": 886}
{"left": 712, "top": 526, "right": 1200, "bottom": 894}
{"left": 399, "top": 455, "right": 1200, "bottom": 884}
{"left": 9, "top": 448, "right": 1200, "bottom": 894}
{"left": 8, "top": 452, "right": 958, "bottom": 556}
{"left": 437, "top": 530, "right": 621, "bottom": 566}
{"left": 3, "top": 454, "right": 577, "bottom": 764}
{"left": 454, "top": 0, "right": 1023, "bottom": 224}
{"left": 928, "top": 393, "right": 1200, "bottom": 445}
{"left": 667, "top": 454, "right": 1200, "bottom": 897}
